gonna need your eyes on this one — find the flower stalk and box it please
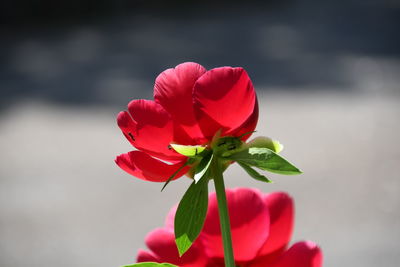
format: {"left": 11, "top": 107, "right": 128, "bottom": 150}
{"left": 212, "top": 158, "right": 235, "bottom": 267}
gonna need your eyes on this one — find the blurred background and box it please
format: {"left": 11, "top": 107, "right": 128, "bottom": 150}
{"left": 1, "top": 0, "right": 399, "bottom": 266}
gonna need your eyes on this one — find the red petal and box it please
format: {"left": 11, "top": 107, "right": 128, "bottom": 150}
{"left": 267, "top": 241, "right": 323, "bottom": 267}
{"left": 145, "top": 228, "right": 208, "bottom": 267}
{"left": 137, "top": 249, "right": 160, "bottom": 262}
{"left": 154, "top": 62, "right": 207, "bottom": 143}
{"left": 193, "top": 67, "right": 257, "bottom": 139}
{"left": 115, "top": 151, "right": 189, "bottom": 182}
{"left": 124, "top": 99, "right": 184, "bottom": 160}
{"left": 201, "top": 188, "right": 270, "bottom": 262}
{"left": 257, "top": 192, "right": 294, "bottom": 256}
{"left": 227, "top": 97, "right": 259, "bottom": 141}
{"left": 117, "top": 111, "right": 137, "bottom": 147}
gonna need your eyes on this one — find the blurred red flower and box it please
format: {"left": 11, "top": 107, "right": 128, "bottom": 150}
{"left": 115, "top": 63, "right": 258, "bottom": 182}
{"left": 137, "top": 188, "right": 323, "bottom": 267}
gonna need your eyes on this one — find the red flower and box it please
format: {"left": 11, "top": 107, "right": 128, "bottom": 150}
{"left": 115, "top": 63, "right": 258, "bottom": 182}
{"left": 136, "top": 188, "right": 323, "bottom": 267}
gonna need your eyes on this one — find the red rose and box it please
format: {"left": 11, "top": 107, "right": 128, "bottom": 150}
{"left": 137, "top": 188, "right": 323, "bottom": 267}
{"left": 116, "top": 63, "right": 258, "bottom": 182}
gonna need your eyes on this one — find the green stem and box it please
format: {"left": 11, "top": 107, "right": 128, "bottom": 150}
{"left": 212, "top": 159, "right": 235, "bottom": 267}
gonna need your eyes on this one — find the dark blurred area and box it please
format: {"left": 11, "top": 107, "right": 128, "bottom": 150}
{"left": 1, "top": 0, "right": 399, "bottom": 109}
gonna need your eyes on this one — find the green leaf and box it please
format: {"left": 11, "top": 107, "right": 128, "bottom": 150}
{"left": 238, "top": 161, "right": 272, "bottom": 183}
{"left": 228, "top": 147, "right": 302, "bottom": 175}
{"left": 174, "top": 174, "right": 209, "bottom": 256}
{"left": 122, "top": 263, "right": 177, "bottom": 267}
{"left": 161, "top": 158, "right": 195, "bottom": 192}
{"left": 245, "top": 136, "right": 284, "bottom": 153}
{"left": 193, "top": 152, "right": 213, "bottom": 183}
{"left": 170, "top": 144, "right": 206, "bottom": 157}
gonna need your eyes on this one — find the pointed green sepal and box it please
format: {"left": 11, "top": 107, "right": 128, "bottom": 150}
{"left": 227, "top": 147, "right": 302, "bottom": 175}
{"left": 170, "top": 144, "right": 206, "bottom": 157}
{"left": 238, "top": 130, "right": 257, "bottom": 139}
{"left": 238, "top": 161, "right": 273, "bottom": 183}
{"left": 245, "top": 136, "right": 284, "bottom": 153}
{"left": 161, "top": 158, "right": 195, "bottom": 192}
{"left": 193, "top": 152, "right": 213, "bottom": 183}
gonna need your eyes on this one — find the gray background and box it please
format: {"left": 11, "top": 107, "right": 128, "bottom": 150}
{"left": 1, "top": 1, "right": 399, "bottom": 266}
